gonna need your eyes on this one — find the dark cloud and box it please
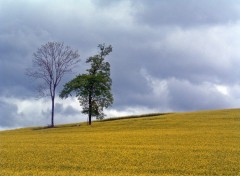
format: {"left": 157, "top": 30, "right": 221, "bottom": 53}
{"left": 0, "top": 101, "right": 19, "bottom": 127}
{"left": 0, "top": 99, "right": 49, "bottom": 128}
{"left": 55, "top": 103, "right": 80, "bottom": 116}
{"left": 167, "top": 79, "right": 233, "bottom": 111}
{"left": 132, "top": 0, "right": 240, "bottom": 27}
{"left": 1, "top": 0, "right": 240, "bottom": 129}
{"left": 0, "top": 98, "right": 83, "bottom": 129}
{"left": 91, "top": 0, "right": 124, "bottom": 7}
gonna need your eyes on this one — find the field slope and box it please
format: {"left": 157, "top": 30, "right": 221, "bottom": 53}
{"left": 0, "top": 109, "right": 240, "bottom": 175}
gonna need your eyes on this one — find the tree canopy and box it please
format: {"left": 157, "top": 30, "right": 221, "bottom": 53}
{"left": 60, "top": 44, "right": 113, "bottom": 125}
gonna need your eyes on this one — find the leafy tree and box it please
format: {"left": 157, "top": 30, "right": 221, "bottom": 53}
{"left": 26, "top": 42, "right": 80, "bottom": 127}
{"left": 60, "top": 44, "right": 113, "bottom": 125}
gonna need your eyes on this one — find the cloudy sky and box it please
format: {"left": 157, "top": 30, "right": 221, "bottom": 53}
{"left": 1, "top": 0, "right": 240, "bottom": 130}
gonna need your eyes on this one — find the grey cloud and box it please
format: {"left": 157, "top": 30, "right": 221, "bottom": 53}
{"left": 41, "top": 102, "right": 84, "bottom": 125}
{"left": 1, "top": 0, "right": 240, "bottom": 129}
{"left": 167, "top": 79, "right": 233, "bottom": 111}
{"left": 91, "top": 0, "right": 125, "bottom": 7}
{"left": 140, "top": 26, "right": 240, "bottom": 85}
{"left": 0, "top": 98, "right": 82, "bottom": 129}
{"left": 132, "top": 0, "right": 240, "bottom": 27}
{"left": 55, "top": 103, "right": 80, "bottom": 116}
{"left": 0, "top": 100, "right": 19, "bottom": 127}
{"left": 0, "top": 0, "right": 118, "bottom": 98}
{"left": 116, "top": 74, "right": 235, "bottom": 113}
{"left": 0, "top": 99, "right": 49, "bottom": 128}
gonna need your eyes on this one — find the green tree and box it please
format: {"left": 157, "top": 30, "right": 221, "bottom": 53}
{"left": 60, "top": 44, "right": 113, "bottom": 125}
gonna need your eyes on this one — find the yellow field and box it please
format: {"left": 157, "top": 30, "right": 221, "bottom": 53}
{"left": 0, "top": 109, "right": 240, "bottom": 175}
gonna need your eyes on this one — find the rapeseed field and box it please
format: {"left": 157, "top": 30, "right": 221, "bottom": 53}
{"left": 0, "top": 109, "right": 240, "bottom": 175}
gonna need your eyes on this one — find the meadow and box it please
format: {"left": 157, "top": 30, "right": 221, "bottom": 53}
{"left": 0, "top": 109, "right": 240, "bottom": 175}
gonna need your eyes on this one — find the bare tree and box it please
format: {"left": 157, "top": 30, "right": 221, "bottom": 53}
{"left": 26, "top": 42, "right": 80, "bottom": 127}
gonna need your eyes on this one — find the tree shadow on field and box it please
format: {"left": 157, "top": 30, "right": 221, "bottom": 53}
{"left": 32, "top": 123, "right": 82, "bottom": 131}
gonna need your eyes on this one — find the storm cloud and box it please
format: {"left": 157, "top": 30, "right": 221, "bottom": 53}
{"left": 1, "top": 0, "right": 240, "bottom": 129}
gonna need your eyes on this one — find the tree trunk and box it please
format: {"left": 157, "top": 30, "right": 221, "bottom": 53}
{"left": 88, "top": 93, "right": 92, "bottom": 125}
{"left": 51, "top": 96, "right": 55, "bottom": 127}
{"left": 88, "top": 111, "right": 92, "bottom": 125}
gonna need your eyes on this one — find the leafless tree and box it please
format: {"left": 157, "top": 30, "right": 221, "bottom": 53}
{"left": 26, "top": 42, "right": 80, "bottom": 127}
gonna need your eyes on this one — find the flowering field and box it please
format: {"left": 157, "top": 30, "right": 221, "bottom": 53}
{"left": 0, "top": 109, "right": 240, "bottom": 175}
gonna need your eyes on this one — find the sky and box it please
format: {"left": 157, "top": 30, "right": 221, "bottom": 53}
{"left": 1, "top": 0, "right": 240, "bottom": 130}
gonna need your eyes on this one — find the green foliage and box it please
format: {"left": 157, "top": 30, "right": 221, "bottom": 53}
{"left": 60, "top": 44, "right": 113, "bottom": 123}
{"left": 1, "top": 109, "right": 240, "bottom": 175}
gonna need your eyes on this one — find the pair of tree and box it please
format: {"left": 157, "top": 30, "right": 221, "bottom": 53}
{"left": 27, "top": 42, "right": 113, "bottom": 127}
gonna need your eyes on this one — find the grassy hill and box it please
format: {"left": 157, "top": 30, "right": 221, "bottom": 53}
{"left": 0, "top": 109, "right": 240, "bottom": 175}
